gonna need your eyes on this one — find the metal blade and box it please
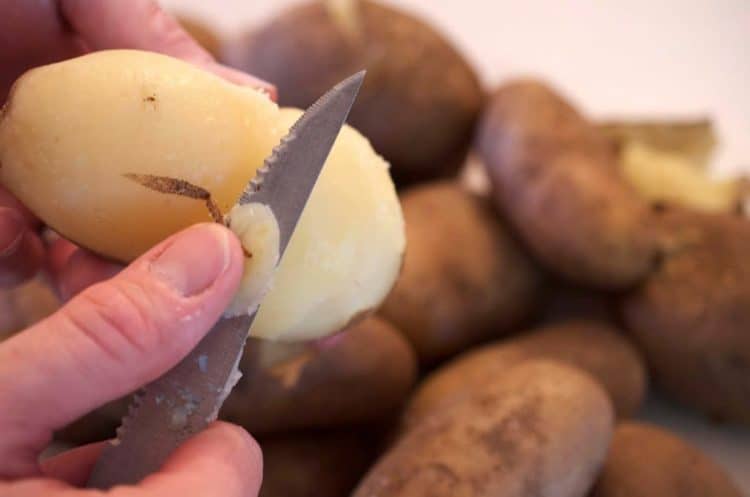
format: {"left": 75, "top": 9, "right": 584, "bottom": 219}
{"left": 237, "top": 70, "right": 366, "bottom": 253}
{"left": 87, "top": 71, "right": 365, "bottom": 489}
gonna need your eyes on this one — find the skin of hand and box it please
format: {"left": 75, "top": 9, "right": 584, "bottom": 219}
{"left": 0, "top": 1, "right": 274, "bottom": 495}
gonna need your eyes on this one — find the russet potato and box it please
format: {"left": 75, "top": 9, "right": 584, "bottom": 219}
{"left": 379, "top": 181, "right": 542, "bottom": 364}
{"left": 621, "top": 208, "right": 750, "bottom": 424}
{"left": 230, "top": 0, "right": 483, "bottom": 186}
{"left": 404, "top": 320, "right": 647, "bottom": 427}
{"left": 476, "top": 80, "right": 657, "bottom": 288}
{"left": 590, "top": 422, "right": 742, "bottom": 497}
{"left": 353, "top": 360, "right": 613, "bottom": 497}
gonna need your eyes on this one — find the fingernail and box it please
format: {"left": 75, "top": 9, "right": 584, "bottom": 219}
{"left": 0, "top": 208, "right": 25, "bottom": 257}
{"left": 150, "top": 224, "right": 231, "bottom": 297}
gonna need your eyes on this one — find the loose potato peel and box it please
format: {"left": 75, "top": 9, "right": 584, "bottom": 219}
{"left": 123, "top": 173, "right": 224, "bottom": 224}
{"left": 123, "top": 172, "right": 282, "bottom": 318}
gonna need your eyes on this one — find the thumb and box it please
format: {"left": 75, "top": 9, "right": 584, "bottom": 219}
{"left": 0, "top": 223, "right": 243, "bottom": 478}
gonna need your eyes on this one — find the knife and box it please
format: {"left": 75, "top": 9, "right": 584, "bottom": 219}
{"left": 87, "top": 71, "right": 365, "bottom": 489}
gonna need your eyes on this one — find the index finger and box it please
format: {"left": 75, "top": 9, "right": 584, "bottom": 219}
{"left": 59, "top": 0, "right": 277, "bottom": 99}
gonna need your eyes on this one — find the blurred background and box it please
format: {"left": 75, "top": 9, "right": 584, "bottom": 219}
{"left": 164, "top": 0, "right": 749, "bottom": 176}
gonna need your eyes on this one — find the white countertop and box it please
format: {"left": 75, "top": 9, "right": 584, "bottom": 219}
{"left": 162, "top": 1, "right": 750, "bottom": 492}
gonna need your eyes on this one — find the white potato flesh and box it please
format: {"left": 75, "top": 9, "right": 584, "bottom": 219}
{"left": 0, "top": 50, "right": 405, "bottom": 341}
{"left": 0, "top": 50, "right": 282, "bottom": 261}
{"left": 250, "top": 108, "right": 405, "bottom": 341}
{"left": 621, "top": 142, "right": 742, "bottom": 213}
{"left": 225, "top": 203, "right": 280, "bottom": 317}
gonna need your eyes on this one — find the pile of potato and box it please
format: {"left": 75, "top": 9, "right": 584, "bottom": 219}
{"left": 0, "top": 1, "right": 747, "bottom": 496}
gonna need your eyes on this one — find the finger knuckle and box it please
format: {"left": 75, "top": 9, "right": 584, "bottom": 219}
{"left": 62, "top": 279, "right": 167, "bottom": 361}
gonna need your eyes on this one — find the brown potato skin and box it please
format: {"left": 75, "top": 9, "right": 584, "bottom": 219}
{"left": 404, "top": 320, "right": 646, "bottom": 427}
{"left": 353, "top": 360, "right": 613, "bottom": 497}
{"left": 57, "top": 316, "right": 417, "bottom": 443}
{"left": 621, "top": 208, "right": 750, "bottom": 424}
{"left": 379, "top": 181, "right": 542, "bottom": 364}
{"left": 222, "top": 316, "right": 418, "bottom": 434}
{"left": 476, "top": 80, "right": 656, "bottom": 288}
{"left": 259, "top": 430, "right": 376, "bottom": 497}
{"left": 231, "top": 0, "right": 482, "bottom": 186}
{"left": 590, "top": 422, "right": 742, "bottom": 497}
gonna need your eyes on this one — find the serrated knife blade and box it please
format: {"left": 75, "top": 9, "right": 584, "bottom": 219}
{"left": 87, "top": 71, "right": 365, "bottom": 489}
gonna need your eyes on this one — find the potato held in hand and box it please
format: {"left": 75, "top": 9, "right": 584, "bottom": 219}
{"left": 0, "top": 50, "right": 405, "bottom": 341}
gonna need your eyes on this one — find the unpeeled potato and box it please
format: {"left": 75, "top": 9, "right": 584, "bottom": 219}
{"left": 0, "top": 50, "right": 405, "bottom": 341}
{"left": 230, "top": 0, "right": 483, "bottom": 186}
{"left": 590, "top": 422, "right": 742, "bottom": 497}
{"left": 404, "top": 320, "right": 647, "bottom": 427}
{"left": 57, "top": 316, "right": 417, "bottom": 443}
{"left": 379, "top": 182, "right": 542, "bottom": 364}
{"left": 353, "top": 360, "right": 613, "bottom": 497}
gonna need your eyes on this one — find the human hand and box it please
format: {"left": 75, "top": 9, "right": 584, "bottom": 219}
{"left": 0, "top": 224, "right": 264, "bottom": 496}
{"left": 1, "top": 0, "right": 275, "bottom": 101}
{"left": 0, "top": 0, "right": 275, "bottom": 300}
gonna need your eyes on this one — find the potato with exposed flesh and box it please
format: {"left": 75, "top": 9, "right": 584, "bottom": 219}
{"left": 353, "top": 360, "right": 614, "bottom": 497}
{"left": 0, "top": 50, "right": 405, "bottom": 341}
{"left": 476, "top": 80, "right": 656, "bottom": 288}
{"left": 590, "top": 422, "right": 742, "bottom": 497}
{"left": 596, "top": 119, "right": 716, "bottom": 169}
{"left": 259, "top": 430, "right": 376, "bottom": 497}
{"left": 379, "top": 181, "right": 542, "bottom": 364}
{"left": 404, "top": 320, "right": 646, "bottom": 427}
{"left": 621, "top": 208, "right": 750, "bottom": 424}
{"left": 230, "top": 0, "right": 483, "bottom": 186}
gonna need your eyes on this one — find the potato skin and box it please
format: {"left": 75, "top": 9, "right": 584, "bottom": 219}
{"left": 476, "top": 80, "right": 656, "bottom": 288}
{"left": 621, "top": 208, "right": 750, "bottom": 424}
{"left": 379, "top": 181, "right": 542, "bottom": 364}
{"left": 232, "top": 0, "right": 482, "bottom": 186}
{"left": 590, "top": 422, "right": 742, "bottom": 497}
{"left": 353, "top": 360, "right": 613, "bottom": 497}
{"left": 222, "top": 316, "right": 417, "bottom": 434}
{"left": 259, "top": 430, "right": 376, "bottom": 497}
{"left": 404, "top": 320, "right": 646, "bottom": 427}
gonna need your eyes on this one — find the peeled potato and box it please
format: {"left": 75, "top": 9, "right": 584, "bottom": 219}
{"left": 0, "top": 50, "right": 405, "bottom": 341}
{"left": 0, "top": 50, "right": 280, "bottom": 261}
{"left": 252, "top": 108, "right": 405, "bottom": 340}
